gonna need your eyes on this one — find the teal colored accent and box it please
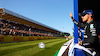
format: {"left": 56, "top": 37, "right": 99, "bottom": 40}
{"left": 90, "top": 24, "right": 94, "bottom": 28}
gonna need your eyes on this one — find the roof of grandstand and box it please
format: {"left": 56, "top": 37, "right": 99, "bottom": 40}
{"left": 0, "top": 8, "right": 68, "bottom": 34}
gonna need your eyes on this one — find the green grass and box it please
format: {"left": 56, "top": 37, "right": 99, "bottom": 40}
{"left": 0, "top": 38, "right": 68, "bottom": 56}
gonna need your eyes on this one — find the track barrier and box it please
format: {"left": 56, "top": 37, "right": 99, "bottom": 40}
{"left": 0, "top": 36, "right": 59, "bottom": 43}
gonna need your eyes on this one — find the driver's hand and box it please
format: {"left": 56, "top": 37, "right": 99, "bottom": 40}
{"left": 78, "top": 40, "right": 83, "bottom": 45}
{"left": 70, "top": 12, "right": 74, "bottom": 20}
{"left": 70, "top": 12, "right": 73, "bottom": 18}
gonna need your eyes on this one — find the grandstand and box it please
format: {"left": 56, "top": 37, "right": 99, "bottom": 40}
{"left": 0, "top": 8, "right": 70, "bottom": 37}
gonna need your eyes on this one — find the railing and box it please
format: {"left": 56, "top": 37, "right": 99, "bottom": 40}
{"left": 55, "top": 39, "right": 73, "bottom": 56}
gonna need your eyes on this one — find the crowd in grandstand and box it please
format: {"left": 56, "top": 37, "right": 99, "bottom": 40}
{"left": 0, "top": 19, "right": 55, "bottom": 37}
